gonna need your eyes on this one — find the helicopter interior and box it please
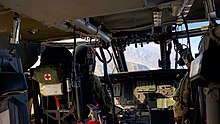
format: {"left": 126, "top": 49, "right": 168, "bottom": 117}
{"left": 0, "top": 0, "right": 220, "bottom": 124}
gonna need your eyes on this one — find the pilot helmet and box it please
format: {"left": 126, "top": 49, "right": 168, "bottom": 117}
{"left": 74, "top": 44, "right": 96, "bottom": 75}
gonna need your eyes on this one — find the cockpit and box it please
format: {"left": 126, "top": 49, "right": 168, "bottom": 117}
{"left": 0, "top": 0, "right": 220, "bottom": 124}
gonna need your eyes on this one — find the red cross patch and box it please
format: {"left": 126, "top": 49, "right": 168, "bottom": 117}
{"left": 44, "top": 74, "right": 51, "bottom": 80}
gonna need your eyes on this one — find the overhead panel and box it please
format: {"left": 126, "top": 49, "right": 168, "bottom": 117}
{"left": 0, "top": 0, "right": 146, "bottom": 24}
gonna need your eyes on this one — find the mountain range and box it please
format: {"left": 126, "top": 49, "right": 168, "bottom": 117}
{"left": 95, "top": 43, "right": 163, "bottom": 76}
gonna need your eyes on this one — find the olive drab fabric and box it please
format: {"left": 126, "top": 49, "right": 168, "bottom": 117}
{"left": 173, "top": 72, "right": 190, "bottom": 123}
{"left": 32, "top": 64, "right": 64, "bottom": 84}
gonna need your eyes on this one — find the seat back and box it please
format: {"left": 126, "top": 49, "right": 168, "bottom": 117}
{"left": 0, "top": 73, "right": 27, "bottom": 96}
{"left": 33, "top": 47, "right": 72, "bottom": 97}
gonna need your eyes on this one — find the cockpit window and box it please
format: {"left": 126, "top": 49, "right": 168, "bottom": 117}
{"left": 124, "top": 43, "right": 161, "bottom": 71}
{"left": 95, "top": 48, "right": 115, "bottom": 76}
{"left": 123, "top": 36, "right": 201, "bottom": 71}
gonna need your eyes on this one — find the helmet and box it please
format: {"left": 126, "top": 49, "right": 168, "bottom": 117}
{"left": 74, "top": 44, "right": 96, "bottom": 75}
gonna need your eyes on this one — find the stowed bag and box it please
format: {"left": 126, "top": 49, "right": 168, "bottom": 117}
{"left": 33, "top": 64, "right": 64, "bottom": 84}
{"left": 190, "top": 38, "right": 220, "bottom": 86}
{"left": 32, "top": 64, "right": 64, "bottom": 96}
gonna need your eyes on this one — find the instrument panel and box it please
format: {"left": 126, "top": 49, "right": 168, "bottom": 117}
{"left": 109, "top": 69, "right": 187, "bottom": 106}
{"left": 106, "top": 69, "right": 187, "bottom": 124}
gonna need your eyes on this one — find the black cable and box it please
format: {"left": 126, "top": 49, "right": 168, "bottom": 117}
{"left": 72, "top": 26, "right": 77, "bottom": 76}
{"left": 106, "top": 49, "right": 113, "bottom": 63}
{"left": 98, "top": 46, "right": 116, "bottom": 124}
{"left": 181, "top": 13, "right": 193, "bottom": 59}
{"left": 95, "top": 51, "right": 104, "bottom": 63}
{"left": 95, "top": 48, "right": 113, "bottom": 64}
{"left": 173, "top": 25, "right": 180, "bottom": 69}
